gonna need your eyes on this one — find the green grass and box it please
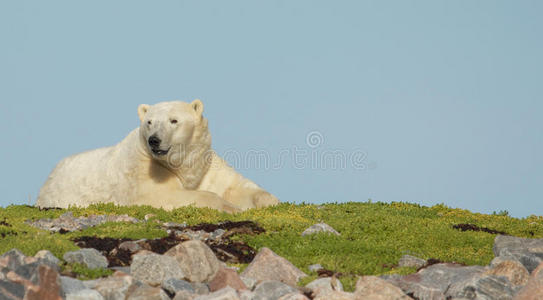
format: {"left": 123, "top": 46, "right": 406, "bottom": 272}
{"left": 1, "top": 201, "right": 542, "bottom": 289}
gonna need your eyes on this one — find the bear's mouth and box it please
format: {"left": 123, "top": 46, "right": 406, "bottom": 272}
{"left": 151, "top": 148, "right": 170, "bottom": 156}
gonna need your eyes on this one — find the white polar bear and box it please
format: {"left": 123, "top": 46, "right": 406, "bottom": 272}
{"left": 36, "top": 100, "right": 279, "bottom": 212}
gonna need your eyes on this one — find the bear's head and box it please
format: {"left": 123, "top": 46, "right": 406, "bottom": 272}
{"left": 137, "top": 100, "right": 210, "bottom": 164}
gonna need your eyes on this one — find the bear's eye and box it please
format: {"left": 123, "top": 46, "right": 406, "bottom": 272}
{"left": 147, "top": 120, "right": 152, "bottom": 125}
{"left": 170, "top": 119, "right": 178, "bottom": 124}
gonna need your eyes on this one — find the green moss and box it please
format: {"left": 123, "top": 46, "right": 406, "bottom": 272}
{"left": 62, "top": 263, "right": 113, "bottom": 280}
{"left": 0, "top": 201, "right": 541, "bottom": 292}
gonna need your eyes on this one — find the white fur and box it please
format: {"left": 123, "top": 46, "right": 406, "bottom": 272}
{"left": 36, "top": 100, "right": 279, "bottom": 212}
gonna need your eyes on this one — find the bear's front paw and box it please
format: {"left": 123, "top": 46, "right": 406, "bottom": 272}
{"left": 252, "top": 191, "right": 280, "bottom": 208}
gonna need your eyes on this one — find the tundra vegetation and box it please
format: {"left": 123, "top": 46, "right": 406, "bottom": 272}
{"left": 0, "top": 201, "right": 541, "bottom": 291}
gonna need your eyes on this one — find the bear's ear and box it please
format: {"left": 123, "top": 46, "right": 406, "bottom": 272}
{"left": 138, "top": 104, "right": 150, "bottom": 121}
{"left": 191, "top": 99, "right": 204, "bottom": 115}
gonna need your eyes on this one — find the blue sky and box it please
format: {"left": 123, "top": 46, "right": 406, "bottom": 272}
{"left": 1, "top": 1, "right": 542, "bottom": 217}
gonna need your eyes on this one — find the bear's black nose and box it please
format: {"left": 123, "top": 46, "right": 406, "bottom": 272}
{"left": 148, "top": 135, "right": 161, "bottom": 148}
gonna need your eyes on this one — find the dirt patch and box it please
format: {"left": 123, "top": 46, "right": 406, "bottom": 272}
{"left": 71, "top": 220, "right": 265, "bottom": 267}
{"left": 0, "top": 230, "right": 18, "bottom": 238}
{"left": 452, "top": 223, "right": 507, "bottom": 235}
{"left": 73, "top": 236, "right": 135, "bottom": 267}
{"left": 187, "top": 220, "right": 265, "bottom": 235}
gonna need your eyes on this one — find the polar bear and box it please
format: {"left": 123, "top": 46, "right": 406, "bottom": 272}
{"left": 36, "top": 100, "right": 279, "bottom": 212}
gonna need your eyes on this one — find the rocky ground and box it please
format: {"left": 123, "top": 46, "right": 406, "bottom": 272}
{"left": 2, "top": 213, "right": 543, "bottom": 299}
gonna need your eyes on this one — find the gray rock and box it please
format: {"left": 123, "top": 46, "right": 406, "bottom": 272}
{"left": 241, "top": 248, "right": 307, "bottom": 286}
{"left": 110, "top": 266, "right": 131, "bottom": 274}
{"left": 130, "top": 253, "right": 185, "bottom": 286}
{"left": 165, "top": 240, "right": 220, "bottom": 283}
{"left": 313, "top": 291, "right": 355, "bottom": 300}
{"left": 493, "top": 235, "right": 543, "bottom": 273}
{"left": 13, "top": 261, "right": 42, "bottom": 284}
{"left": 239, "top": 290, "right": 256, "bottom": 300}
{"left": 0, "top": 248, "right": 26, "bottom": 270}
{"left": 8, "top": 263, "right": 64, "bottom": 300}
{"left": 301, "top": 223, "right": 340, "bottom": 236}
{"left": 305, "top": 277, "right": 343, "bottom": 297}
{"left": 66, "top": 289, "right": 105, "bottom": 300}
{"left": 94, "top": 274, "right": 140, "bottom": 300}
{"left": 398, "top": 254, "right": 427, "bottom": 269}
{"left": 82, "top": 279, "right": 100, "bottom": 289}
{"left": 118, "top": 241, "right": 142, "bottom": 253}
{"left": 34, "top": 249, "right": 61, "bottom": 267}
{"left": 253, "top": 280, "right": 299, "bottom": 300}
{"left": 355, "top": 276, "right": 409, "bottom": 299}
{"left": 194, "top": 286, "right": 239, "bottom": 300}
{"left": 240, "top": 276, "right": 258, "bottom": 291}
{"left": 127, "top": 284, "right": 170, "bottom": 300}
{"left": 27, "top": 213, "right": 139, "bottom": 233}
{"left": 387, "top": 263, "right": 485, "bottom": 300}
{"left": 161, "top": 278, "right": 194, "bottom": 296}
{"left": 0, "top": 279, "right": 26, "bottom": 299}
{"left": 63, "top": 248, "right": 108, "bottom": 269}
{"left": 191, "top": 282, "right": 210, "bottom": 295}
{"left": 173, "top": 290, "right": 198, "bottom": 300}
{"left": 445, "top": 274, "right": 515, "bottom": 299}
{"left": 60, "top": 275, "right": 86, "bottom": 295}
{"left": 277, "top": 293, "right": 310, "bottom": 300}
{"left": 486, "top": 259, "right": 529, "bottom": 286}
{"left": 308, "top": 264, "right": 323, "bottom": 273}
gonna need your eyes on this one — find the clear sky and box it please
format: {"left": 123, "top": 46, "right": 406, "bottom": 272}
{"left": 1, "top": 1, "right": 542, "bottom": 217}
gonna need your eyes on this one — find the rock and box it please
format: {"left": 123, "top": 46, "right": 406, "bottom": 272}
{"left": 34, "top": 250, "right": 61, "bottom": 268}
{"left": 63, "top": 248, "right": 108, "bottom": 269}
{"left": 277, "top": 293, "right": 310, "bottom": 300}
{"left": 173, "top": 290, "right": 198, "bottom": 300}
{"left": 239, "top": 290, "right": 256, "bottom": 300}
{"left": 398, "top": 254, "right": 427, "bottom": 269}
{"left": 301, "top": 223, "right": 340, "bottom": 236}
{"left": 209, "top": 268, "right": 247, "bottom": 292}
{"left": 241, "top": 248, "right": 307, "bottom": 286}
{"left": 493, "top": 235, "right": 543, "bottom": 273}
{"left": 305, "top": 277, "right": 343, "bottom": 297}
{"left": 513, "top": 261, "right": 543, "bottom": 300}
{"left": 144, "top": 214, "right": 156, "bottom": 221}
{"left": 60, "top": 276, "right": 86, "bottom": 295}
{"left": 106, "top": 214, "right": 139, "bottom": 223}
{"left": 386, "top": 263, "right": 485, "bottom": 299}
{"left": 110, "top": 266, "right": 131, "bottom": 274}
{"left": 161, "top": 278, "right": 194, "bottom": 296}
{"left": 0, "top": 249, "right": 27, "bottom": 270}
{"left": 194, "top": 286, "right": 240, "bottom": 300}
{"left": 130, "top": 252, "right": 184, "bottom": 286}
{"left": 118, "top": 241, "right": 142, "bottom": 253}
{"left": 240, "top": 276, "right": 257, "bottom": 290}
{"left": 313, "top": 291, "right": 355, "bottom": 300}
{"left": 0, "top": 279, "right": 26, "bottom": 300}
{"left": 446, "top": 274, "right": 515, "bottom": 299}
{"left": 253, "top": 280, "right": 299, "bottom": 300}
{"left": 12, "top": 264, "right": 63, "bottom": 300}
{"left": 93, "top": 273, "right": 139, "bottom": 300}
{"left": 27, "top": 213, "right": 139, "bottom": 233}
{"left": 308, "top": 264, "right": 323, "bottom": 272}
{"left": 486, "top": 260, "right": 529, "bottom": 286}
{"left": 165, "top": 240, "right": 220, "bottom": 283}
{"left": 127, "top": 284, "right": 170, "bottom": 300}
{"left": 355, "top": 276, "right": 409, "bottom": 299}
{"left": 191, "top": 282, "right": 210, "bottom": 295}
{"left": 82, "top": 279, "right": 100, "bottom": 289}
{"left": 66, "top": 289, "right": 105, "bottom": 300}
{"left": 10, "top": 261, "right": 42, "bottom": 285}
